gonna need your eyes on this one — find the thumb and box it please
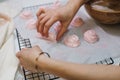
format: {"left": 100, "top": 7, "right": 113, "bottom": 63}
{"left": 16, "top": 51, "right": 21, "bottom": 59}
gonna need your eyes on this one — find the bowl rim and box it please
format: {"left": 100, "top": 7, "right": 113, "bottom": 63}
{"left": 85, "top": 1, "right": 120, "bottom": 13}
{"left": 91, "top": 8, "right": 120, "bottom": 13}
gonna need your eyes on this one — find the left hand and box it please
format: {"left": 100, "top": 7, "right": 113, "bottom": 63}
{"left": 16, "top": 46, "right": 42, "bottom": 72}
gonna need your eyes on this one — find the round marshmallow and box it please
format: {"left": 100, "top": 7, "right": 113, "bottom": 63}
{"left": 64, "top": 34, "right": 80, "bottom": 48}
{"left": 36, "top": 32, "right": 56, "bottom": 42}
{"left": 71, "top": 16, "right": 84, "bottom": 27}
{"left": 84, "top": 29, "right": 99, "bottom": 43}
{"left": 20, "top": 10, "right": 33, "bottom": 19}
{"left": 53, "top": 21, "right": 61, "bottom": 32}
{"left": 36, "top": 33, "right": 43, "bottom": 38}
{"left": 26, "top": 19, "right": 37, "bottom": 29}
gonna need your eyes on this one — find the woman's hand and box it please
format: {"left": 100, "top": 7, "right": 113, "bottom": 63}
{"left": 36, "top": 4, "right": 76, "bottom": 41}
{"left": 16, "top": 46, "right": 43, "bottom": 72}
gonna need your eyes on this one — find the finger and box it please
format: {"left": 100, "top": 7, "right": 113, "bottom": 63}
{"left": 36, "top": 20, "right": 39, "bottom": 32}
{"left": 38, "top": 13, "right": 46, "bottom": 22}
{"left": 38, "top": 14, "right": 46, "bottom": 34}
{"left": 21, "top": 64, "right": 25, "bottom": 68}
{"left": 20, "top": 62, "right": 23, "bottom": 66}
{"left": 39, "top": 16, "right": 50, "bottom": 36}
{"left": 16, "top": 51, "right": 21, "bottom": 58}
{"left": 19, "top": 58, "right": 25, "bottom": 67}
{"left": 21, "top": 48, "right": 27, "bottom": 51}
{"left": 36, "top": 7, "right": 45, "bottom": 18}
{"left": 38, "top": 23, "right": 44, "bottom": 35}
{"left": 56, "top": 24, "right": 67, "bottom": 41}
{"left": 43, "top": 17, "right": 58, "bottom": 37}
{"left": 40, "top": 16, "right": 50, "bottom": 27}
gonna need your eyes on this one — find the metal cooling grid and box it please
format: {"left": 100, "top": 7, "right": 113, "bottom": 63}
{"left": 16, "top": 29, "right": 60, "bottom": 80}
{"left": 15, "top": 3, "right": 120, "bottom": 80}
{"left": 96, "top": 57, "right": 114, "bottom": 65}
{"left": 16, "top": 29, "right": 120, "bottom": 80}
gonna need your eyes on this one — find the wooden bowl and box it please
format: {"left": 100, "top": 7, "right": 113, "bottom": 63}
{"left": 85, "top": 0, "right": 120, "bottom": 24}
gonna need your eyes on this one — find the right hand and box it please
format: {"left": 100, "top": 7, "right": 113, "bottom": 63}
{"left": 36, "top": 4, "right": 75, "bottom": 41}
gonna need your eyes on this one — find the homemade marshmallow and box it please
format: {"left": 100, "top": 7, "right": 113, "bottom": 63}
{"left": 84, "top": 29, "right": 99, "bottom": 43}
{"left": 64, "top": 34, "right": 80, "bottom": 48}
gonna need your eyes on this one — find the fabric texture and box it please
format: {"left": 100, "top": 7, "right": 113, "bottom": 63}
{"left": 0, "top": 2, "right": 21, "bottom": 18}
{"left": 0, "top": 13, "right": 19, "bottom": 80}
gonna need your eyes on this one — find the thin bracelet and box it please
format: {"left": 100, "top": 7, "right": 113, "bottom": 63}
{"left": 35, "top": 52, "right": 50, "bottom": 72}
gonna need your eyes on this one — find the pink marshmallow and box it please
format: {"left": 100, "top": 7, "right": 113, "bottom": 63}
{"left": 84, "top": 29, "right": 99, "bottom": 43}
{"left": 20, "top": 10, "right": 33, "bottom": 20}
{"left": 64, "top": 34, "right": 80, "bottom": 48}
{"left": 26, "top": 19, "right": 37, "bottom": 29}
{"left": 36, "top": 32, "right": 57, "bottom": 42}
{"left": 36, "top": 32, "right": 43, "bottom": 38}
{"left": 71, "top": 16, "right": 84, "bottom": 27}
{"left": 53, "top": 21, "right": 61, "bottom": 32}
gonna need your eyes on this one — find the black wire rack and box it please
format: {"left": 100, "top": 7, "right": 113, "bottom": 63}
{"left": 16, "top": 29, "right": 120, "bottom": 80}
{"left": 14, "top": 3, "right": 64, "bottom": 80}
{"left": 95, "top": 57, "right": 120, "bottom": 66}
{"left": 16, "top": 29, "right": 60, "bottom": 80}
{"left": 96, "top": 57, "right": 114, "bottom": 65}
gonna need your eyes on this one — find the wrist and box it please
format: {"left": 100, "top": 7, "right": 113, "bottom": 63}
{"left": 66, "top": 0, "right": 85, "bottom": 17}
{"left": 67, "top": 0, "right": 85, "bottom": 11}
{"left": 36, "top": 54, "right": 51, "bottom": 72}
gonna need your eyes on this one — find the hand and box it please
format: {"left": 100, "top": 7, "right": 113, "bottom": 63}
{"left": 16, "top": 46, "right": 43, "bottom": 72}
{"left": 36, "top": 4, "right": 75, "bottom": 41}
